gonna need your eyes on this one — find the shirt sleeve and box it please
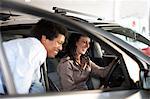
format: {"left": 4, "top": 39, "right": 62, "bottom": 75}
{"left": 3, "top": 38, "right": 47, "bottom": 94}
{"left": 90, "top": 60, "right": 112, "bottom": 78}
{"left": 57, "top": 61, "right": 76, "bottom": 91}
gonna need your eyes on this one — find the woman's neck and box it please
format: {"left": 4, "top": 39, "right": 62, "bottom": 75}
{"left": 75, "top": 54, "right": 87, "bottom": 70}
{"left": 76, "top": 52, "right": 81, "bottom": 64}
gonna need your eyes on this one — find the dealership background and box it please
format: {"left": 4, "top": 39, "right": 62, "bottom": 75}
{"left": 14, "top": 0, "right": 150, "bottom": 39}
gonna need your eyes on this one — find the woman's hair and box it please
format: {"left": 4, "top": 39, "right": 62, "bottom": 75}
{"left": 65, "top": 33, "right": 89, "bottom": 61}
{"left": 31, "top": 19, "right": 68, "bottom": 40}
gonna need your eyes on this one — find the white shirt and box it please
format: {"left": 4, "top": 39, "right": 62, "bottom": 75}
{"left": 0, "top": 37, "right": 47, "bottom": 94}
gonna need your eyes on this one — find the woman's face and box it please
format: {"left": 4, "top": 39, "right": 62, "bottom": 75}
{"left": 76, "top": 36, "right": 90, "bottom": 55}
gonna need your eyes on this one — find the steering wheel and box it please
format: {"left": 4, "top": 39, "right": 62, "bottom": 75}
{"left": 102, "top": 57, "right": 120, "bottom": 88}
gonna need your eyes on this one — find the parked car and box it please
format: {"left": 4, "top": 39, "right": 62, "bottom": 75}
{"left": 0, "top": 0, "right": 150, "bottom": 99}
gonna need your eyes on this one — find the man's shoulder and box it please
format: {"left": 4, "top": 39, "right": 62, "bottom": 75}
{"left": 3, "top": 37, "right": 45, "bottom": 54}
{"left": 24, "top": 37, "right": 40, "bottom": 44}
{"left": 18, "top": 37, "right": 42, "bottom": 48}
{"left": 3, "top": 37, "right": 39, "bottom": 45}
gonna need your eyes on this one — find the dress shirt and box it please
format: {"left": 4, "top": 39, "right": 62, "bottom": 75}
{"left": 0, "top": 37, "right": 47, "bottom": 94}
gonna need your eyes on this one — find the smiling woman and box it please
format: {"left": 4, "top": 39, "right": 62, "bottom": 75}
{"left": 57, "top": 33, "right": 119, "bottom": 91}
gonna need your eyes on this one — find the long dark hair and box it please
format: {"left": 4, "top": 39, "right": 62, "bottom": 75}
{"left": 64, "top": 33, "right": 89, "bottom": 61}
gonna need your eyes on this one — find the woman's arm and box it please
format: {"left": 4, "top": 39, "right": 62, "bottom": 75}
{"left": 90, "top": 58, "right": 117, "bottom": 78}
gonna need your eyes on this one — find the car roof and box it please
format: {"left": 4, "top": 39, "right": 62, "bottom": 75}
{"left": 1, "top": 6, "right": 149, "bottom": 46}
{"left": 52, "top": 7, "right": 150, "bottom": 46}
{"left": 0, "top": 13, "right": 40, "bottom": 26}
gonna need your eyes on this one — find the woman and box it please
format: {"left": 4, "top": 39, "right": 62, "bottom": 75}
{"left": 57, "top": 33, "right": 114, "bottom": 91}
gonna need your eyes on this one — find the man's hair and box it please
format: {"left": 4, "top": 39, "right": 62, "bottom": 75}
{"left": 31, "top": 19, "right": 68, "bottom": 40}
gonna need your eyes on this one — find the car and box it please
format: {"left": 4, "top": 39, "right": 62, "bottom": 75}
{"left": 0, "top": 0, "right": 150, "bottom": 99}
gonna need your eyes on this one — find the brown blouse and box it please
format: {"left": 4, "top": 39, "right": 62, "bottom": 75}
{"left": 57, "top": 56, "right": 112, "bottom": 91}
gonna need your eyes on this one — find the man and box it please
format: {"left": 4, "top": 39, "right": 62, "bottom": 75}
{"left": 0, "top": 19, "right": 68, "bottom": 94}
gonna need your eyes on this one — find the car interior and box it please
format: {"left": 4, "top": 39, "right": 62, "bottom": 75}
{"left": 1, "top": 15, "right": 140, "bottom": 93}
{"left": 45, "top": 28, "right": 138, "bottom": 92}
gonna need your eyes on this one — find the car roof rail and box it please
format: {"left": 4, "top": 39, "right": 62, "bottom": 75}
{"left": 53, "top": 7, "right": 102, "bottom": 20}
{"left": 0, "top": 13, "right": 19, "bottom": 21}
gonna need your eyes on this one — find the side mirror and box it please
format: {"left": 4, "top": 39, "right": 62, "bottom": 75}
{"left": 140, "top": 69, "right": 150, "bottom": 89}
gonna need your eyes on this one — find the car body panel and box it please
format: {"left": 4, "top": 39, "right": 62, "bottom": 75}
{"left": 1, "top": 90, "right": 150, "bottom": 99}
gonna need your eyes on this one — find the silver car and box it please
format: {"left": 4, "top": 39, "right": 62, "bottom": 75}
{"left": 0, "top": 0, "right": 150, "bottom": 99}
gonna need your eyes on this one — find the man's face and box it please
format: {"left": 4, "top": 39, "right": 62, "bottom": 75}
{"left": 41, "top": 34, "right": 65, "bottom": 58}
